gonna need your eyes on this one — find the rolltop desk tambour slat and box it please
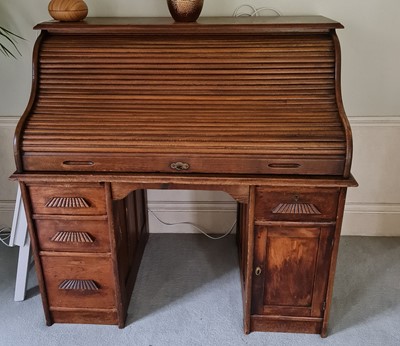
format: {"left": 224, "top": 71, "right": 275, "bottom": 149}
{"left": 12, "top": 17, "right": 357, "bottom": 337}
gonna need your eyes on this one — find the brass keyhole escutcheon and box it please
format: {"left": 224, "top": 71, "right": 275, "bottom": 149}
{"left": 170, "top": 161, "right": 190, "bottom": 171}
{"left": 255, "top": 267, "right": 262, "bottom": 276}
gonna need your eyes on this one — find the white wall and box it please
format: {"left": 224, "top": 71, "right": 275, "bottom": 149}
{"left": 1, "top": 0, "right": 399, "bottom": 235}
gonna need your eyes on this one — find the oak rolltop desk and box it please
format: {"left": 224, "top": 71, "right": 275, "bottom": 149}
{"left": 12, "top": 17, "right": 357, "bottom": 337}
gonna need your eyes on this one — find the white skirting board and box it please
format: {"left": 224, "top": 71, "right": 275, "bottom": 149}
{"left": 147, "top": 202, "right": 238, "bottom": 235}
{"left": 1, "top": 200, "right": 399, "bottom": 237}
{"left": 147, "top": 201, "right": 400, "bottom": 237}
{"left": 0, "top": 201, "right": 15, "bottom": 227}
{"left": 1, "top": 115, "right": 400, "bottom": 237}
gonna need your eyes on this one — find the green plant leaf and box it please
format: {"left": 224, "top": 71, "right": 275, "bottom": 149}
{"left": 0, "top": 26, "right": 24, "bottom": 58}
{"left": 0, "top": 26, "right": 25, "bottom": 41}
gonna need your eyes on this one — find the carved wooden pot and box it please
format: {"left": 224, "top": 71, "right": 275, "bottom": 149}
{"left": 167, "top": 0, "right": 204, "bottom": 22}
{"left": 48, "top": 0, "right": 88, "bottom": 22}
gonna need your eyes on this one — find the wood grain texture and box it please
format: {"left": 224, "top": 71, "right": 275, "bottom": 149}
{"left": 252, "top": 225, "right": 334, "bottom": 326}
{"left": 14, "top": 32, "right": 45, "bottom": 173}
{"left": 50, "top": 307, "right": 118, "bottom": 325}
{"left": 12, "top": 172, "right": 358, "bottom": 188}
{"left": 16, "top": 17, "right": 351, "bottom": 176}
{"left": 321, "top": 187, "right": 348, "bottom": 337}
{"left": 251, "top": 315, "right": 322, "bottom": 334}
{"left": 33, "top": 16, "right": 344, "bottom": 34}
{"left": 35, "top": 219, "right": 110, "bottom": 252}
{"left": 332, "top": 32, "right": 353, "bottom": 178}
{"left": 20, "top": 182, "right": 53, "bottom": 326}
{"left": 12, "top": 17, "right": 357, "bottom": 336}
{"left": 48, "top": 0, "right": 88, "bottom": 22}
{"left": 109, "top": 188, "right": 149, "bottom": 328}
{"left": 28, "top": 184, "right": 107, "bottom": 215}
{"left": 243, "top": 186, "right": 256, "bottom": 334}
{"left": 255, "top": 187, "right": 340, "bottom": 222}
{"left": 167, "top": 0, "right": 203, "bottom": 22}
{"left": 40, "top": 254, "right": 116, "bottom": 309}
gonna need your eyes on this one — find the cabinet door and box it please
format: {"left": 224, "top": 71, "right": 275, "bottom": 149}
{"left": 252, "top": 226, "right": 334, "bottom": 317}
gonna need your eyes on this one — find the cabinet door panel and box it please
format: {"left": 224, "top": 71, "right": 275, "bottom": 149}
{"left": 265, "top": 228, "right": 320, "bottom": 308}
{"left": 253, "top": 226, "right": 334, "bottom": 317}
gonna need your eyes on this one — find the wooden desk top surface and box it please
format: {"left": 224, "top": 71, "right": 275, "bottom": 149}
{"left": 34, "top": 16, "right": 343, "bottom": 33}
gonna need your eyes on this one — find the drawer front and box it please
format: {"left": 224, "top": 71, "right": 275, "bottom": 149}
{"left": 41, "top": 255, "right": 115, "bottom": 309}
{"left": 255, "top": 187, "right": 340, "bottom": 222}
{"left": 28, "top": 184, "right": 106, "bottom": 215}
{"left": 35, "top": 219, "right": 110, "bottom": 252}
{"left": 50, "top": 308, "right": 118, "bottom": 325}
{"left": 23, "top": 153, "right": 345, "bottom": 176}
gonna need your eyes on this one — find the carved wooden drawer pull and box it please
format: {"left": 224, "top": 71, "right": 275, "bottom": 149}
{"left": 59, "top": 279, "right": 99, "bottom": 291}
{"left": 170, "top": 162, "right": 190, "bottom": 171}
{"left": 272, "top": 203, "right": 321, "bottom": 215}
{"left": 51, "top": 231, "right": 94, "bottom": 243}
{"left": 45, "top": 197, "right": 90, "bottom": 208}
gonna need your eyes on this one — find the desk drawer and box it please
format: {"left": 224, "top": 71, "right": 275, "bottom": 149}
{"left": 255, "top": 187, "right": 340, "bottom": 222}
{"left": 23, "top": 153, "right": 345, "bottom": 176}
{"left": 28, "top": 184, "right": 107, "bottom": 215}
{"left": 35, "top": 219, "right": 110, "bottom": 252}
{"left": 41, "top": 254, "right": 115, "bottom": 309}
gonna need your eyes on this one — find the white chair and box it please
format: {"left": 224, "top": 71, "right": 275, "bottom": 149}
{"left": 9, "top": 185, "right": 31, "bottom": 301}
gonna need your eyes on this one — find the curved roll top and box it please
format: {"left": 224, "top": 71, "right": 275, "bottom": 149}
{"left": 15, "top": 17, "right": 352, "bottom": 176}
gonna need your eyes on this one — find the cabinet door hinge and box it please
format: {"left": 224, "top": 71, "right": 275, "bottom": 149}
{"left": 322, "top": 301, "right": 326, "bottom": 311}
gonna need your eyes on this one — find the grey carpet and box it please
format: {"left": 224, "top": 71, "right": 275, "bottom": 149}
{"left": 0, "top": 235, "right": 399, "bottom": 346}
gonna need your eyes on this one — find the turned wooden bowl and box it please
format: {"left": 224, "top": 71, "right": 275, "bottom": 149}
{"left": 167, "top": 0, "right": 204, "bottom": 22}
{"left": 48, "top": 0, "right": 88, "bottom": 22}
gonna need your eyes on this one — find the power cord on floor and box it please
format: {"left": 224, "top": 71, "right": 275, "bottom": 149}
{"left": 148, "top": 208, "right": 236, "bottom": 240}
{"left": 0, "top": 226, "right": 12, "bottom": 247}
{"left": 233, "top": 4, "right": 282, "bottom": 17}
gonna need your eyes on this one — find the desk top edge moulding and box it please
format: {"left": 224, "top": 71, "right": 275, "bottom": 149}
{"left": 12, "top": 16, "right": 357, "bottom": 337}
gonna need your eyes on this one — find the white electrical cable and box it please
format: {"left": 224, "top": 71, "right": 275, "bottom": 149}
{"left": 251, "top": 7, "right": 282, "bottom": 17}
{"left": 233, "top": 4, "right": 282, "bottom": 17}
{"left": 148, "top": 208, "right": 236, "bottom": 240}
{"left": 233, "top": 4, "right": 257, "bottom": 17}
{"left": 0, "top": 226, "right": 12, "bottom": 247}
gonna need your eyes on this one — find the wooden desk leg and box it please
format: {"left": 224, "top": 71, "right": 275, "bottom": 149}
{"left": 244, "top": 186, "right": 256, "bottom": 334}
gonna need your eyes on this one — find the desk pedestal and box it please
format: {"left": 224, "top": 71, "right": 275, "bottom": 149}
{"left": 14, "top": 174, "right": 356, "bottom": 336}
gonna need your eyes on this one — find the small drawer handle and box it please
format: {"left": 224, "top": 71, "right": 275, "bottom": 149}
{"left": 51, "top": 231, "right": 94, "bottom": 243}
{"left": 63, "top": 160, "right": 94, "bottom": 166}
{"left": 59, "top": 279, "right": 99, "bottom": 291}
{"left": 170, "top": 162, "right": 190, "bottom": 171}
{"left": 268, "top": 163, "right": 301, "bottom": 169}
{"left": 45, "top": 197, "right": 90, "bottom": 208}
{"left": 255, "top": 267, "right": 262, "bottom": 276}
{"left": 272, "top": 203, "right": 321, "bottom": 215}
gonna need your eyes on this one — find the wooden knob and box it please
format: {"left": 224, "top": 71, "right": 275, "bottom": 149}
{"left": 48, "top": 0, "right": 88, "bottom": 22}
